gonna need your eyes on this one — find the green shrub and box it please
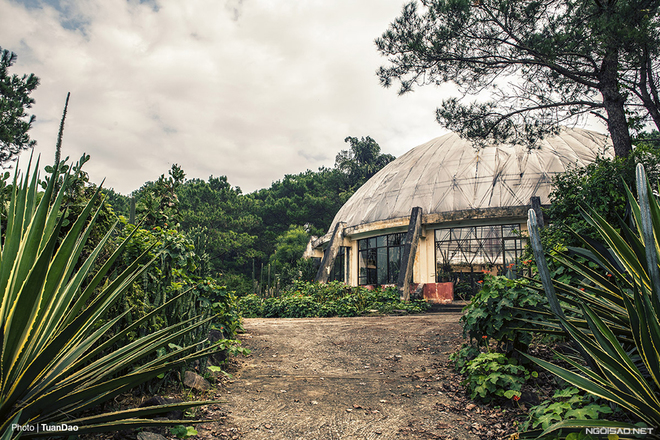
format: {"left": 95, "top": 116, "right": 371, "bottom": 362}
{"left": 450, "top": 343, "right": 482, "bottom": 371}
{"left": 236, "top": 282, "right": 429, "bottom": 318}
{"left": 100, "top": 222, "right": 243, "bottom": 394}
{"left": 454, "top": 279, "right": 475, "bottom": 300}
{"left": 460, "top": 352, "right": 535, "bottom": 402}
{"left": 106, "top": 221, "right": 209, "bottom": 346}
{"left": 237, "top": 294, "right": 264, "bottom": 318}
{"left": 291, "top": 280, "right": 355, "bottom": 302}
{"left": 262, "top": 294, "right": 320, "bottom": 318}
{"left": 198, "top": 278, "right": 242, "bottom": 336}
{"left": 261, "top": 296, "right": 286, "bottom": 317}
{"left": 521, "top": 387, "right": 613, "bottom": 433}
{"left": 216, "top": 272, "right": 254, "bottom": 296}
{"left": 544, "top": 148, "right": 660, "bottom": 249}
{"left": 461, "top": 275, "right": 548, "bottom": 353}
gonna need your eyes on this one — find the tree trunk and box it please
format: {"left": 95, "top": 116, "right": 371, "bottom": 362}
{"left": 638, "top": 48, "right": 660, "bottom": 132}
{"left": 599, "top": 48, "right": 632, "bottom": 157}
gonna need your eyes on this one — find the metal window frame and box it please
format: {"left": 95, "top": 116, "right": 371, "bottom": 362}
{"left": 358, "top": 232, "right": 406, "bottom": 285}
{"left": 434, "top": 224, "right": 524, "bottom": 280}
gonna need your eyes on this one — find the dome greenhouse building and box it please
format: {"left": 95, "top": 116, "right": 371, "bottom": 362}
{"left": 309, "top": 128, "right": 613, "bottom": 302}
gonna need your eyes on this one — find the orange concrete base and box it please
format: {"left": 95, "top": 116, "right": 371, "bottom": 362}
{"left": 412, "top": 282, "right": 454, "bottom": 304}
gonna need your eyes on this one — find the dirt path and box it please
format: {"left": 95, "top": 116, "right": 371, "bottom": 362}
{"left": 201, "top": 309, "right": 503, "bottom": 440}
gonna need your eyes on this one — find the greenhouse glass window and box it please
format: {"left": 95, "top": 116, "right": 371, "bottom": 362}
{"left": 434, "top": 224, "right": 524, "bottom": 281}
{"left": 358, "top": 232, "right": 405, "bottom": 285}
{"left": 328, "top": 247, "right": 349, "bottom": 283}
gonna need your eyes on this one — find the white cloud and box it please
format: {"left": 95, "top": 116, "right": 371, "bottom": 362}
{"left": 2, "top": 0, "right": 454, "bottom": 194}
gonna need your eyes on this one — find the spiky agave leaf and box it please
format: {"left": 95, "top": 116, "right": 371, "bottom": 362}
{"left": 525, "top": 164, "right": 660, "bottom": 438}
{"left": 0, "top": 159, "right": 226, "bottom": 436}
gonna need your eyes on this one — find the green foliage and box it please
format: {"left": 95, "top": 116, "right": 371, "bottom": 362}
{"left": 236, "top": 293, "right": 264, "bottom": 318}
{"left": 0, "top": 48, "right": 39, "bottom": 164}
{"left": 177, "top": 175, "right": 263, "bottom": 276}
{"left": 101, "top": 222, "right": 243, "bottom": 392}
{"left": 170, "top": 425, "right": 198, "bottom": 438}
{"left": 335, "top": 136, "right": 395, "bottom": 190}
{"left": 521, "top": 387, "right": 613, "bottom": 433}
{"left": 217, "top": 271, "right": 254, "bottom": 295}
{"left": 237, "top": 281, "right": 429, "bottom": 318}
{"left": 263, "top": 294, "right": 321, "bottom": 318}
{"left": 453, "top": 279, "right": 475, "bottom": 301}
{"left": 0, "top": 159, "right": 219, "bottom": 437}
{"left": 460, "top": 275, "right": 548, "bottom": 353}
{"left": 0, "top": 170, "right": 13, "bottom": 228}
{"left": 108, "top": 222, "right": 203, "bottom": 344}
{"left": 1, "top": 413, "right": 21, "bottom": 440}
{"left": 459, "top": 352, "right": 534, "bottom": 403}
{"left": 199, "top": 279, "right": 242, "bottom": 337}
{"left": 43, "top": 153, "right": 92, "bottom": 203}
{"left": 270, "top": 225, "right": 310, "bottom": 268}
{"left": 101, "top": 187, "right": 131, "bottom": 217}
{"left": 250, "top": 169, "right": 346, "bottom": 242}
{"left": 134, "top": 164, "right": 186, "bottom": 229}
{"left": 268, "top": 225, "right": 316, "bottom": 287}
{"left": 274, "top": 256, "right": 318, "bottom": 289}
{"left": 106, "top": 136, "right": 395, "bottom": 293}
{"left": 449, "top": 343, "right": 481, "bottom": 371}
{"left": 524, "top": 164, "right": 660, "bottom": 436}
{"left": 545, "top": 149, "right": 660, "bottom": 248}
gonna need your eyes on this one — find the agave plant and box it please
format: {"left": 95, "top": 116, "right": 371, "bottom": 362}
{"left": 0, "top": 158, "right": 227, "bottom": 437}
{"left": 524, "top": 164, "right": 660, "bottom": 438}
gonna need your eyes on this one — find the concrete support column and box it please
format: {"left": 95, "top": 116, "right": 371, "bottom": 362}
{"left": 302, "top": 236, "right": 318, "bottom": 259}
{"left": 397, "top": 207, "right": 423, "bottom": 301}
{"left": 315, "top": 222, "right": 346, "bottom": 283}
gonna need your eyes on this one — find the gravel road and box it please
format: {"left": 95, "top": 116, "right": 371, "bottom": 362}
{"left": 206, "top": 310, "right": 487, "bottom": 440}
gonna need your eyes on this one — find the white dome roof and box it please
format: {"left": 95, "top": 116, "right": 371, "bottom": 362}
{"left": 328, "top": 128, "right": 613, "bottom": 233}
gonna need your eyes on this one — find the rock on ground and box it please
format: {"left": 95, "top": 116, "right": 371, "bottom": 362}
{"left": 183, "top": 370, "right": 211, "bottom": 391}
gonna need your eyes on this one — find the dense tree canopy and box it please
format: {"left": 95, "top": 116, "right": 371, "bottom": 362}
{"left": 132, "top": 164, "right": 186, "bottom": 228}
{"left": 335, "top": 136, "right": 395, "bottom": 189}
{"left": 178, "top": 175, "right": 263, "bottom": 275}
{"left": 103, "top": 135, "right": 395, "bottom": 290}
{"left": 376, "top": 0, "right": 660, "bottom": 157}
{"left": 269, "top": 225, "right": 311, "bottom": 269}
{"left": 0, "top": 48, "right": 39, "bottom": 164}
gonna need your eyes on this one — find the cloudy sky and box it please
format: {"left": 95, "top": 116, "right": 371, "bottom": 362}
{"left": 0, "top": 0, "right": 462, "bottom": 195}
